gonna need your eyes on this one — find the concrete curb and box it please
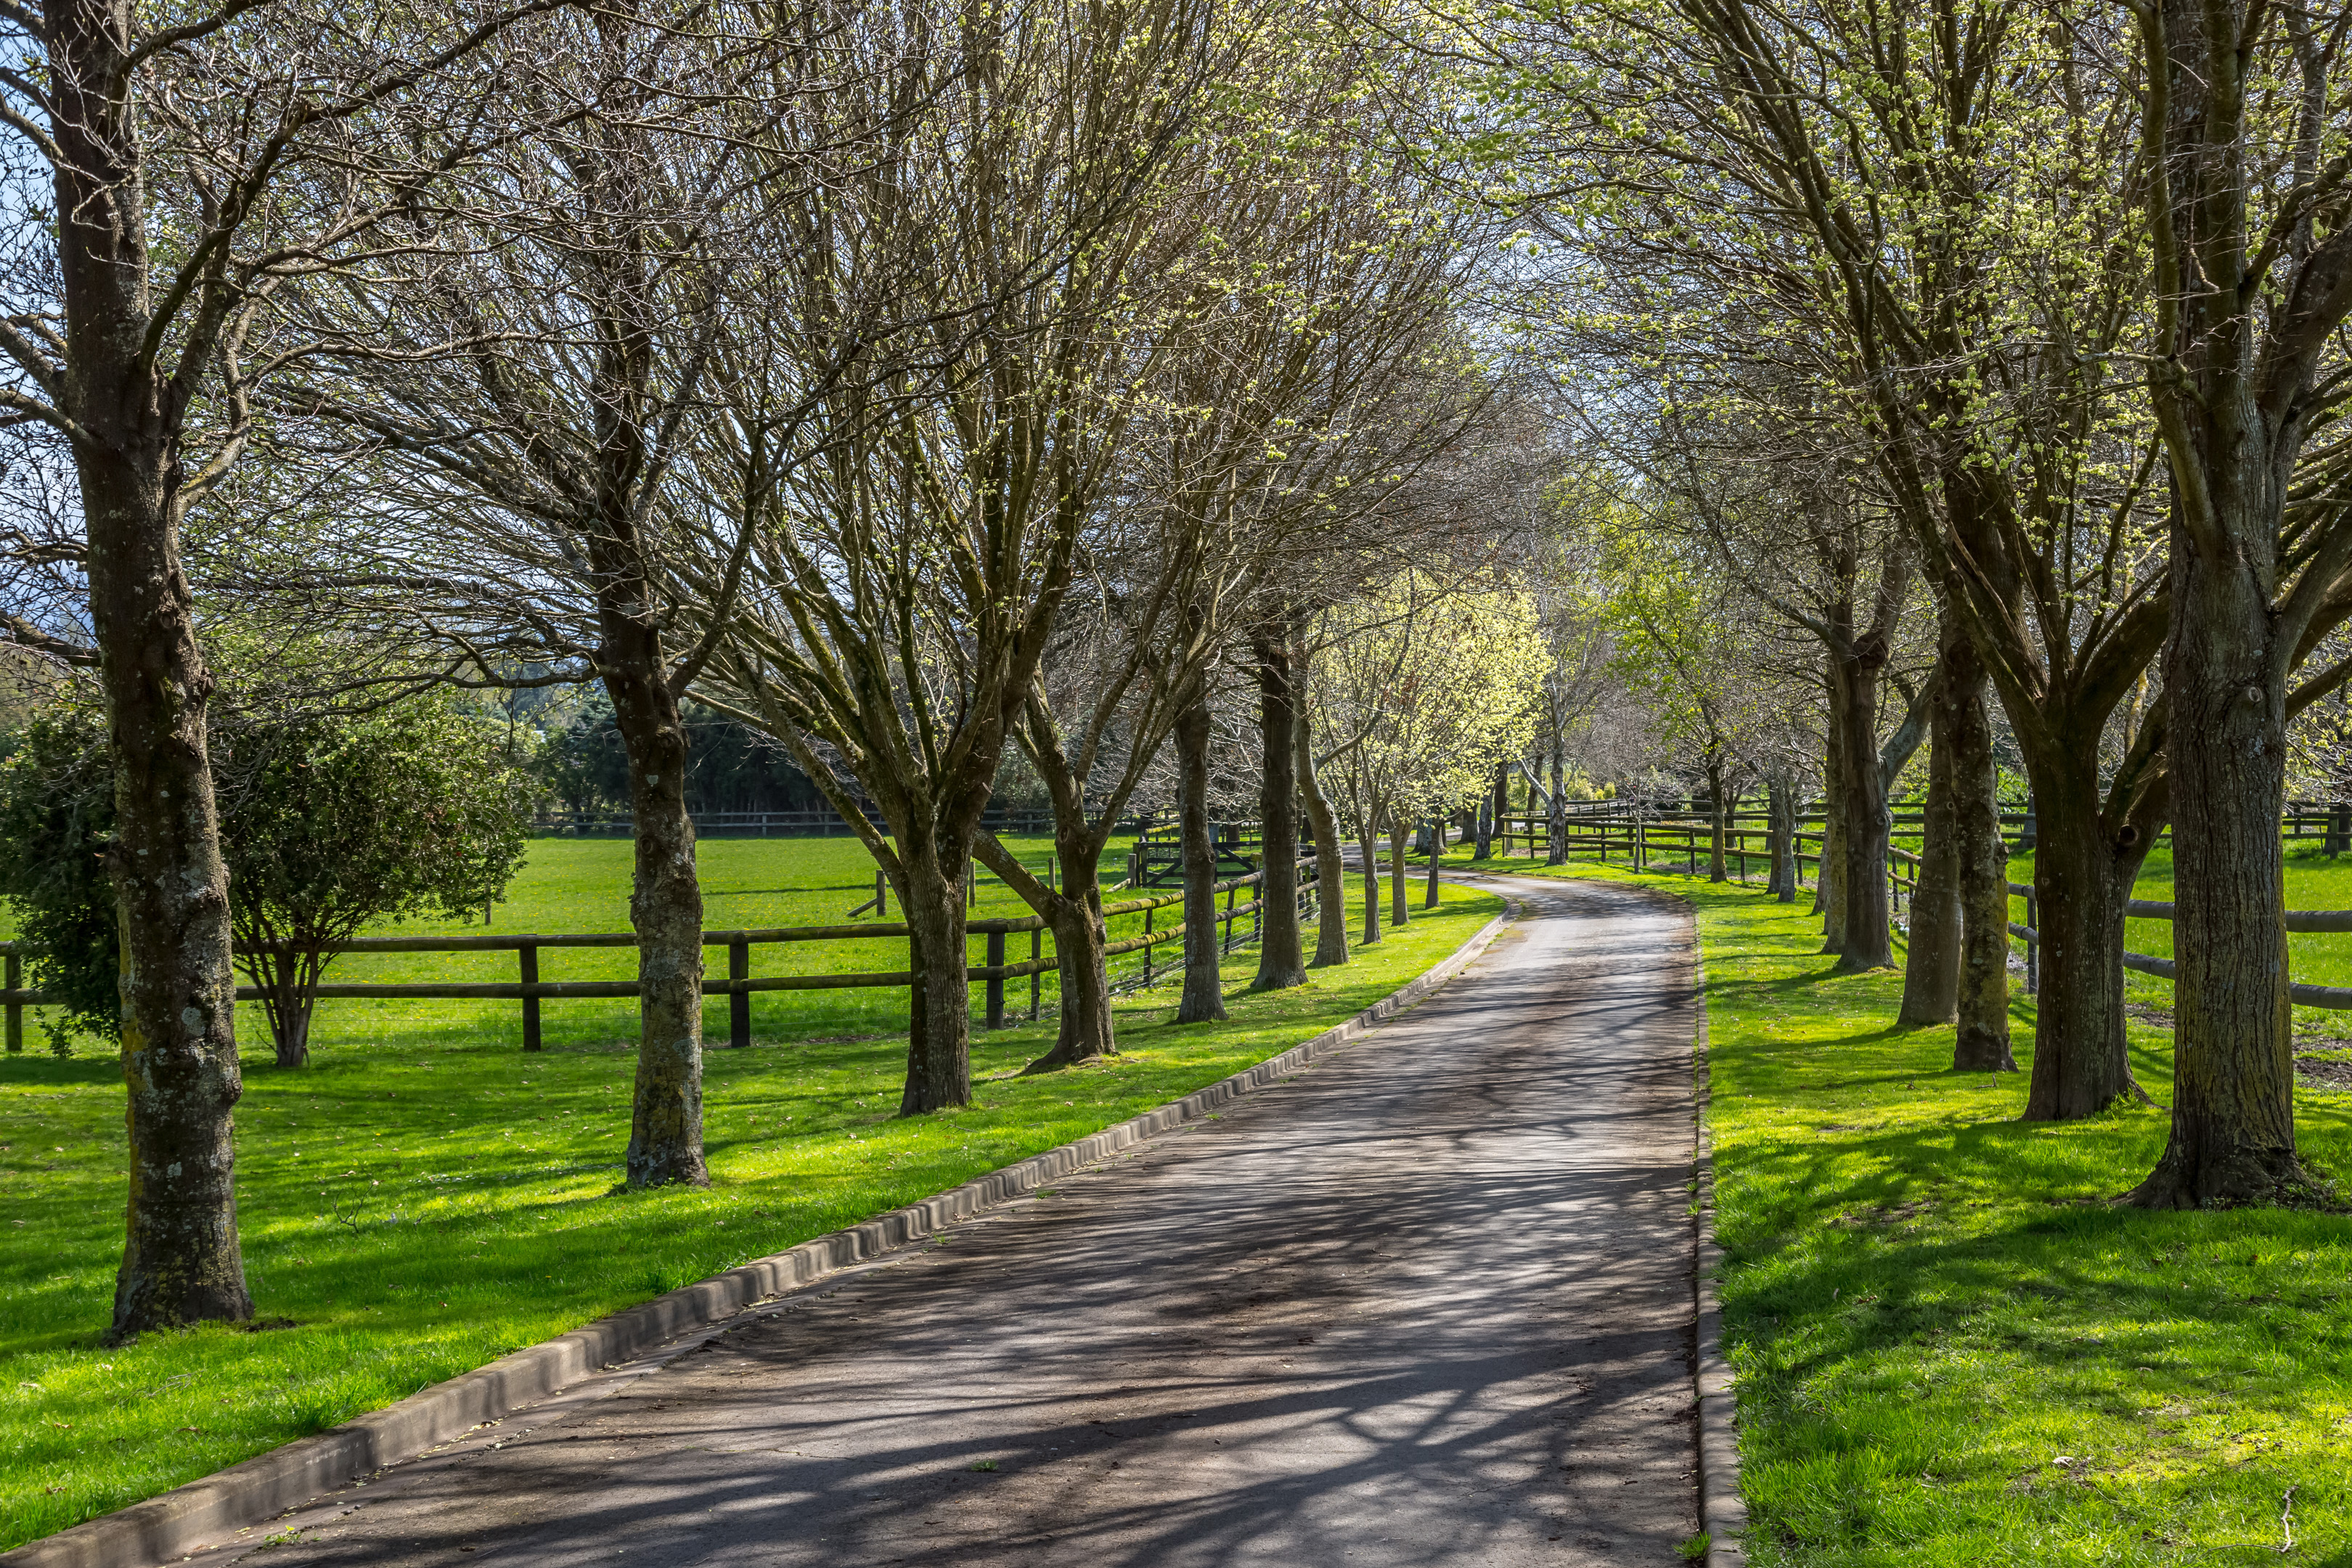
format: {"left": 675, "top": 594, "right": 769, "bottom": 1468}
{"left": 1686, "top": 923, "right": 1748, "bottom": 1567}
{"left": 5, "top": 901, "right": 1517, "bottom": 1568}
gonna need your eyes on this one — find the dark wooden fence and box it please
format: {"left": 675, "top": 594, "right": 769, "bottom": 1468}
{"left": 0, "top": 873, "right": 1286, "bottom": 1053}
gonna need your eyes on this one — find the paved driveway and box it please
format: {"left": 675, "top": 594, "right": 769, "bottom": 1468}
{"left": 217, "top": 875, "right": 1702, "bottom": 1567}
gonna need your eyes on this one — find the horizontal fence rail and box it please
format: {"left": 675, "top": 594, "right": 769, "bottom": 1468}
{"left": 0, "top": 873, "right": 1289, "bottom": 1053}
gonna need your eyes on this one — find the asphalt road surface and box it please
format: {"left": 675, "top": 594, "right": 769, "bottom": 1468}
{"left": 211, "top": 874, "right": 1702, "bottom": 1568}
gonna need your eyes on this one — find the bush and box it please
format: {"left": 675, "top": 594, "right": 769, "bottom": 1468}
{"left": 0, "top": 703, "right": 119, "bottom": 1051}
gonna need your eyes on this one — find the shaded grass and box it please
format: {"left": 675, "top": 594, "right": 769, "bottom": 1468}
{"left": 0, "top": 838, "right": 1498, "bottom": 1551}
{"left": 1447, "top": 843, "right": 2352, "bottom": 1566}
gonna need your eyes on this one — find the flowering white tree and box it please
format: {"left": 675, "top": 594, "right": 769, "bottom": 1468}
{"left": 1305, "top": 576, "right": 1548, "bottom": 942}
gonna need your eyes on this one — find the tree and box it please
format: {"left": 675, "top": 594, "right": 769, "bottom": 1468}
{"left": 695, "top": 0, "right": 1254, "bottom": 1114}
{"left": 0, "top": 0, "right": 560, "bottom": 1334}
{"left": 0, "top": 690, "right": 529, "bottom": 1067}
{"left": 1471, "top": 0, "right": 2170, "bottom": 1116}
{"left": 0, "top": 701, "right": 121, "bottom": 1048}
{"left": 1305, "top": 576, "right": 1546, "bottom": 943}
{"left": 2123, "top": 0, "right": 2352, "bottom": 1206}
{"left": 218, "top": 698, "right": 529, "bottom": 1068}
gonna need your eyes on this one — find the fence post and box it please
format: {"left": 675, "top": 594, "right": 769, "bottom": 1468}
{"left": 1141, "top": 904, "right": 1154, "bottom": 984}
{"left": 4, "top": 950, "right": 19, "bottom": 1054}
{"left": 520, "top": 943, "right": 542, "bottom": 1053}
{"left": 1223, "top": 881, "right": 1237, "bottom": 954}
{"left": 729, "top": 939, "right": 751, "bottom": 1048}
{"left": 875, "top": 867, "right": 887, "bottom": 918}
{"left": 1635, "top": 821, "right": 1646, "bottom": 874}
{"left": 986, "top": 930, "right": 1006, "bottom": 1029}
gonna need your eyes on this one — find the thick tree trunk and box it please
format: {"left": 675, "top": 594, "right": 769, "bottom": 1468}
{"left": 83, "top": 432, "right": 253, "bottom": 1342}
{"left": 896, "top": 844, "right": 976, "bottom": 1109}
{"left": 1899, "top": 704, "right": 1962, "bottom": 1026}
{"left": 1814, "top": 714, "right": 1842, "bottom": 928}
{"left": 1948, "top": 636, "right": 2017, "bottom": 1072}
{"left": 1251, "top": 629, "right": 1307, "bottom": 989}
{"left": 1294, "top": 698, "right": 1350, "bottom": 968}
{"left": 1358, "top": 830, "right": 1382, "bottom": 944}
{"left": 2131, "top": 533, "right": 2305, "bottom": 1202}
{"left": 603, "top": 629, "right": 709, "bottom": 1188}
{"left": 1472, "top": 791, "right": 1493, "bottom": 859}
{"left": 1547, "top": 748, "right": 1569, "bottom": 866}
{"left": 1175, "top": 693, "right": 1228, "bottom": 1021}
{"left": 2020, "top": 761, "right": 2149, "bottom": 1119}
{"left": 1767, "top": 773, "right": 1797, "bottom": 902}
{"left": 1706, "top": 759, "right": 1729, "bottom": 882}
{"left": 1389, "top": 812, "right": 1409, "bottom": 928}
{"left": 1829, "top": 658, "right": 1893, "bottom": 970}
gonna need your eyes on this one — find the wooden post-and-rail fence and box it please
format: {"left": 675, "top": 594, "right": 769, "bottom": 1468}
{"left": 0, "top": 873, "right": 1283, "bottom": 1054}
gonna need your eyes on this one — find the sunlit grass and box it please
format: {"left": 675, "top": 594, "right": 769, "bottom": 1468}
{"left": 0, "top": 838, "right": 1499, "bottom": 1551}
{"left": 1452, "top": 843, "right": 2352, "bottom": 1566}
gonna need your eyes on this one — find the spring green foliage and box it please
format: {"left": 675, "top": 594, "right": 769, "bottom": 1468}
{"left": 0, "top": 845, "right": 1499, "bottom": 1551}
{"left": 1447, "top": 841, "right": 2352, "bottom": 1565}
{"left": 0, "top": 693, "right": 530, "bottom": 1058}
{"left": 223, "top": 697, "right": 530, "bottom": 1062}
{"left": 0, "top": 705, "right": 117, "bottom": 1047}
{"left": 1307, "top": 573, "right": 1549, "bottom": 838}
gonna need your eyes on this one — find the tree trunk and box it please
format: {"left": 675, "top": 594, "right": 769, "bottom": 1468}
{"left": 2020, "top": 761, "right": 2149, "bottom": 1119}
{"left": 1898, "top": 703, "right": 1962, "bottom": 1026}
{"left": 1175, "top": 690, "right": 1228, "bottom": 1020}
{"left": 1706, "top": 759, "right": 1729, "bottom": 882}
{"left": 1948, "top": 635, "right": 2016, "bottom": 1072}
{"left": 252, "top": 952, "right": 324, "bottom": 1071}
{"left": 83, "top": 425, "right": 253, "bottom": 1342}
{"left": 1425, "top": 817, "right": 1444, "bottom": 907}
{"left": 1472, "top": 791, "right": 1493, "bottom": 859}
{"left": 2130, "top": 531, "right": 2304, "bottom": 1202}
{"left": 1251, "top": 629, "right": 1307, "bottom": 989}
{"left": 896, "top": 842, "right": 976, "bottom": 1108}
{"left": 1390, "top": 812, "right": 1410, "bottom": 928}
{"left": 603, "top": 628, "right": 709, "bottom": 1188}
{"left": 1829, "top": 656, "right": 1893, "bottom": 970}
{"left": 1358, "top": 830, "right": 1382, "bottom": 944}
{"left": 1766, "top": 772, "right": 1797, "bottom": 902}
{"left": 1814, "top": 712, "right": 1842, "bottom": 927}
{"left": 1294, "top": 695, "right": 1350, "bottom": 968}
{"left": 1547, "top": 746, "right": 1569, "bottom": 866}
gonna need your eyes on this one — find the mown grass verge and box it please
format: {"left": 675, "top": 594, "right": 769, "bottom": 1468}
{"left": 1443, "top": 843, "right": 2352, "bottom": 1567}
{"left": 0, "top": 841, "right": 1499, "bottom": 1552}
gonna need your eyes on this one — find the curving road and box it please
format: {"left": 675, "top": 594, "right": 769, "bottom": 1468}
{"left": 211, "top": 874, "right": 1702, "bottom": 1567}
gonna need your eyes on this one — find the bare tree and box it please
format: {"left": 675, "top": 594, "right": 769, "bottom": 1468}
{"left": 694, "top": 0, "right": 1249, "bottom": 1114}
{"left": 1, "top": 0, "right": 559, "bottom": 1335}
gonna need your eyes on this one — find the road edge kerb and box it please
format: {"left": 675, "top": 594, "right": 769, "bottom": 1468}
{"left": 1686, "top": 920, "right": 1747, "bottom": 1567}
{"left": 4, "top": 901, "right": 1518, "bottom": 1568}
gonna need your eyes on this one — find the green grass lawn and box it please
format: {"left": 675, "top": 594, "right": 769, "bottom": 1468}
{"left": 1447, "top": 841, "right": 2352, "bottom": 1567}
{"left": 3, "top": 835, "right": 1164, "bottom": 1054}
{"left": 0, "top": 836, "right": 1500, "bottom": 1552}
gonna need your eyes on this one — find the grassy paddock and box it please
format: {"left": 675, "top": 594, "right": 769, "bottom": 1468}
{"left": 1447, "top": 843, "right": 2352, "bottom": 1567}
{"left": 0, "top": 836, "right": 1499, "bottom": 1552}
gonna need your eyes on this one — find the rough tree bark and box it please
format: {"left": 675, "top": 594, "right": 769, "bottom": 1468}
{"left": 47, "top": 16, "right": 255, "bottom": 1336}
{"left": 1547, "top": 744, "right": 1569, "bottom": 866}
{"left": 1826, "top": 659, "right": 1891, "bottom": 969}
{"left": 1295, "top": 690, "right": 1351, "bottom": 968}
{"left": 1898, "top": 703, "right": 1962, "bottom": 1026}
{"left": 1944, "top": 632, "right": 2016, "bottom": 1071}
{"left": 891, "top": 821, "right": 981, "bottom": 1107}
{"left": 1175, "top": 689, "right": 1228, "bottom": 1019}
{"left": 1357, "top": 825, "right": 1383, "bottom": 944}
{"left": 1704, "top": 757, "right": 1730, "bottom": 882}
{"left": 602, "top": 616, "right": 709, "bottom": 1188}
{"left": 1251, "top": 626, "right": 1307, "bottom": 989}
{"left": 2019, "top": 751, "right": 2155, "bottom": 1119}
{"left": 1766, "top": 772, "right": 1797, "bottom": 902}
{"left": 1389, "top": 811, "right": 1410, "bottom": 928}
